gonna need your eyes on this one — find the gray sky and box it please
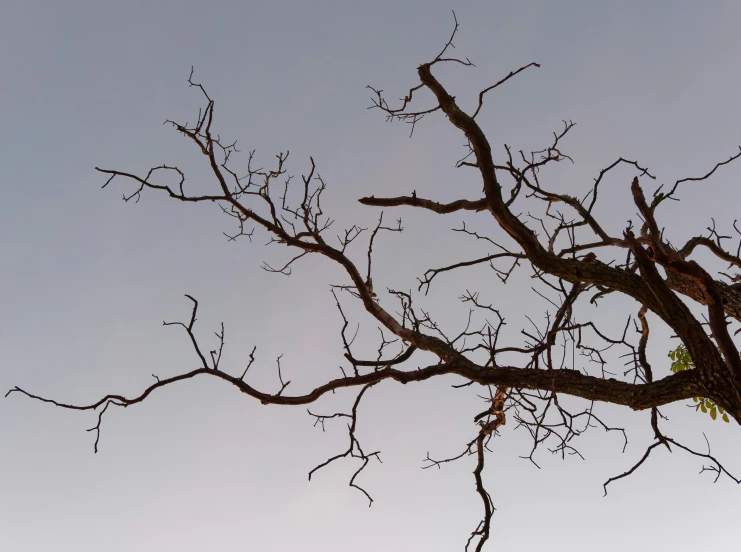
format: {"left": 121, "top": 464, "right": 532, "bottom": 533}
{"left": 2, "top": 1, "right": 741, "bottom": 550}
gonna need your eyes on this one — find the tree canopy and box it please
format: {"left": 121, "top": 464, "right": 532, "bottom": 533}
{"left": 8, "top": 12, "right": 741, "bottom": 551}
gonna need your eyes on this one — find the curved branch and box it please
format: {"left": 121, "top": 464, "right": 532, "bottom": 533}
{"left": 7, "top": 358, "right": 702, "bottom": 416}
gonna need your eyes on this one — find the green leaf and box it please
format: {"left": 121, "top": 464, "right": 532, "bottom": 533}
{"left": 668, "top": 345, "right": 695, "bottom": 374}
{"left": 668, "top": 346, "right": 727, "bottom": 423}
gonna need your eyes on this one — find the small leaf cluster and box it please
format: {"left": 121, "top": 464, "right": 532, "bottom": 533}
{"left": 669, "top": 345, "right": 730, "bottom": 422}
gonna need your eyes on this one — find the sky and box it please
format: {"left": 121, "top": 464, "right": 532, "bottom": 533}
{"left": 2, "top": 1, "right": 741, "bottom": 550}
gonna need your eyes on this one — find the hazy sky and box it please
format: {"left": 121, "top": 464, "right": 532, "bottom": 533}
{"left": 2, "top": 1, "right": 741, "bottom": 550}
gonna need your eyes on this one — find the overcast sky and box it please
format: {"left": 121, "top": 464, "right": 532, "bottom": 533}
{"left": 2, "top": 1, "right": 741, "bottom": 551}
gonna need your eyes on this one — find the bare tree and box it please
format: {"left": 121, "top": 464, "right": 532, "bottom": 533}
{"left": 8, "top": 14, "right": 741, "bottom": 551}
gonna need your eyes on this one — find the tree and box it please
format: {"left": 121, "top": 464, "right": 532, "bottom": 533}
{"left": 8, "top": 14, "right": 741, "bottom": 551}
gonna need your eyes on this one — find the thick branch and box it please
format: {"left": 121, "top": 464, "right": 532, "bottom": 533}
{"left": 7, "top": 361, "right": 702, "bottom": 414}
{"left": 359, "top": 195, "right": 487, "bottom": 214}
